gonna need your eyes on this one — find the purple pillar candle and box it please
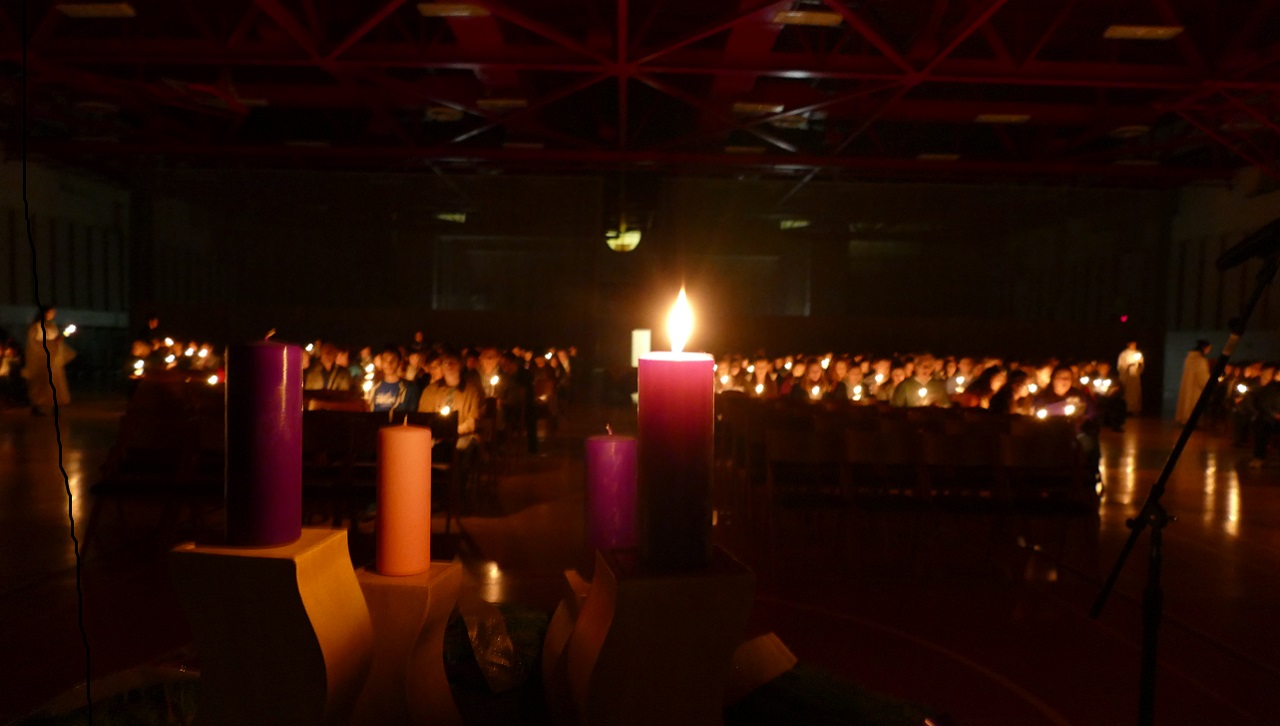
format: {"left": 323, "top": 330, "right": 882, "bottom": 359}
{"left": 225, "top": 341, "right": 303, "bottom": 546}
{"left": 637, "top": 352, "right": 714, "bottom": 571}
{"left": 585, "top": 434, "right": 638, "bottom": 551}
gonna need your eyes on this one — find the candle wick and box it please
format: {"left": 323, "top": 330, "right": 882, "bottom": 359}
{"left": 606, "top": 424, "right": 613, "bottom": 436}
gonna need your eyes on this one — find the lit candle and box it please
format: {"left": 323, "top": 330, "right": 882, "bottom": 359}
{"left": 440, "top": 405, "right": 451, "bottom": 416}
{"left": 875, "top": 373, "right": 885, "bottom": 384}
{"left": 1064, "top": 404, "right": 1077, "bottom": 416}
{"left": 63, "top": 324, "right": 77, "bottom": 336}
{"left": 1036, "top": 409, "right": 1048, "bottom": 420}
{"left": 810, "top": 385, "right": 821, "bottom": 398}
{"left": 489, "top": 375, "right": 500, "bottom": 386}
{"left": 755, "top": 383, "right": 764, "bottom": 395}
{"left": 1028, "top": 383, "right": 1039, "bottom": 394}
{"left": 376, "top": 424, "right": 433, "bottom": 576}
{"left": 638, "top": 288, "right": 714, "bottom": 571}
{"left": 133, "top": 359, "right": 145, "bottom": 371}
{"left": 1080, "top": 376, "right": 1090, "bottom": 385}
{"left": 207, "top": 374, "right": 219, "bottom": 385}
{"left": 917, "top": 387, "right": 928, "bottom": 399}
{"left": 585, "top": 430, "right": 638, "bottom": 551}
{"left": 164, "top": 337, "right": 174, "bottom": 346}
{"left": 225, "top": 341, "right": 303, "bottom": 547}
{"left": 1237, "top": 383, "right": 1248, "bottom": 394}
{"left": 165, "top": 354, "right": 176, "bottom": 364}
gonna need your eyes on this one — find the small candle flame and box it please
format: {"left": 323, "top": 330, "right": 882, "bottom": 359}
{"left": 811, "top": 385, "right": 821, "bottom": 398}
{"left": 875, "top": 373, "right": 884, "bottom": 384}
{"left": 1036, "top": 409, "right": 1048, "bottom": 420}
{"left": 667, "top": 287, "right": 693, "bottom": 353}
{"left": 207, "top": 374, "right": 219, "bottom": 385}
{"left": 917, "top": 387, "right": 927, "bottom": 399}
{"left": 164, "top": 354, "right": 176, "bottom": 364}
{"left": 1028, "top": 383, "right": 1039, "bottom": 393}
{"left": 362, "top": 380, "right": 373, "bottom": 392}
{"left": 821, "top": 357, "right": 830, "bottom": 370}
{"left": 720, "top": 375, "right": 729, "bottom": 385}
{"left": 747, "top": 365, "right": 754, "bottom": 373}
{"left": 305, "top": 343, "right": 314, "bottom": 352}
{"left": 164, "top": 337, "right": 174, "bottom": 347}
{"left": 440, "top": 405, "right": 451, "bottom": 416}
{"left": 1064, "top": 404, "right": 1077, "bottom": 416}
{"left": 956, "top": 376, "right": 965, "bottom": 385}
{"left": 490, "top": 375, "right": 500, "bottom": 386}
{"left": 755, "top": 383, "right": 764, "bottom": 394}
{"left": 853, "top": 385, "right": 862, "bottom": 396}
{"left": 1080, "top": 376, "right": 1090, "bottom": 385}
{"left": 184, "top": 347, "right": 195, "bottom": 357}
{"left": 63, "top": 324, "right": 77, "bottom": 336}
{"left": 1237, "top": 383, "right": 1248, "bottom": 394}
{"left": 133, "top": 359, "right": 145, "bottom": 370}
{"left": 198, "top": 348, "right": 209, "bottom": 358}
{"left": 785, "top": 361, "right": 793, "bottom": 371}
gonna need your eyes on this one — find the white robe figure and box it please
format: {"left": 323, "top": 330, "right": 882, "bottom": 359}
{"left": 1175, "top": 348, "right": 1211, "bottom": 425}
{"left": 1117, "top": 347, "right": 1144, "bottom": 414}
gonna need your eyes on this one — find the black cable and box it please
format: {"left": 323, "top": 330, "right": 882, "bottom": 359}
{"left": 21, "top": 1, "right": 93, "bottom": 719}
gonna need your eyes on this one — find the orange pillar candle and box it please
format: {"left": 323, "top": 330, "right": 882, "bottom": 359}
{"left": 376, "top": 424, "right": 433, "bottom": 576}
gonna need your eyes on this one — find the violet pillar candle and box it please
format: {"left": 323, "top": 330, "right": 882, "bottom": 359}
{"left": 585, "top": 432, "right": 638, "bottom": 551}
{"left": 225, "top": 341, "right": 303, "bottom": 546}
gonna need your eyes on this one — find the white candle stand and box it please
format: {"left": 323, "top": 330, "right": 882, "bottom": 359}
{"left": 169, "top": 528, "right": 374, "bottom": 726}
{"left": 547, "top": 547, "right": 755, "bottom": 726}
{"left": 351, "top": 561, "right": 464, "bottom": 726}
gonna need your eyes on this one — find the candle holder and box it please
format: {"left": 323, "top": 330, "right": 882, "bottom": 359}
{"left": 169, "top": 528, "right": 373, "bottom": 726}
{"left": 557, "top": 547, "right": 754, "bottom": 725}
{"left": 352, "top": 562, "right": 463, "bottom": 726}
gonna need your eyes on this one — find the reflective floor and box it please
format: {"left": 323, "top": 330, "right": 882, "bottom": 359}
{"left": 2, "top": 397, "right": 1279, "bottom": 725}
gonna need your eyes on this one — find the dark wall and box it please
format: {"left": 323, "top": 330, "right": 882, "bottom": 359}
{"left": 134, "top": 169, "right": 1174, "bottom": 387}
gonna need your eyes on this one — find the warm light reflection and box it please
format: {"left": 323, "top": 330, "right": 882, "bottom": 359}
{"left": 480, "top": 560, "right": 505, "bottom": 602}
{"left": 667, "top": 287, "right": 693, "bottom": 353}
{"left": 1203, "top": 452, "right": 1217, "bottom": 526}
{"left": 1226, "top": 470, "right": 1240, "bottom": 537}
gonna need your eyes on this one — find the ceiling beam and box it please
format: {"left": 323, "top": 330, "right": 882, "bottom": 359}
{"left": 27, "top": 140, "right": 1229, "bottom": 182}
{"left": 918, "top": 0, "right": 1010, "bottom": 78}
{"left": 818, "top": 0, "right": 913, "bottom": 75}
{"left": 634, "top": 73, "right": 799, "bottom": 153}
{"left": 633, "top": 0, "right": 786, "bottom": 65}
{"left": 1177, "top": 109, "right": 1280, "bottom": 179}
{"left": 327, "top": 0, "right": 406, "bottom": 61}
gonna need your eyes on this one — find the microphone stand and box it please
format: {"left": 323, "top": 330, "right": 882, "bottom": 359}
{"left": 1090, "top": 254, "right": 1279, "bottom": 726}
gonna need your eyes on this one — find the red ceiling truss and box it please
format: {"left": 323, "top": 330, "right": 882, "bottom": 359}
{"left": 2, "top": 0, "right": 1279, "bottom": 185}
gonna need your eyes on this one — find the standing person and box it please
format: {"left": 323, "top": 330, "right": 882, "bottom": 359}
{"left": 1175, "top": 340, "right": 1212, "bottom": 425}
{"left": 1117, "top": 341, "right": 1145, "bottom": 415}
{"left": 24, "top": 306, "right": 74, "bottom": 415}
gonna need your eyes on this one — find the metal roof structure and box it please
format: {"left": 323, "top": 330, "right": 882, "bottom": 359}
{"left": 4, "top": 0, "right": 1279, "bottom": 185}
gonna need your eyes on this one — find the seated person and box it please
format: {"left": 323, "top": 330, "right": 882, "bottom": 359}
{"left": 828, "top": 365, "right": 871, "bottom": 403}
{"left": 891, "top": 354, "right": 951, "bottom": 408}
{"left": 368, "top": 347, "right": 417, "bottom": 413}
{"left": 303, "top": 343, "right": 354, "bottom": 392}
{"left": 418, "top": 351, "right": 482, "bottom": 446}
{"left": 952, "top": 366, "right": 1006, "bottom": 409}
{"left": 790, "top": 357, "right": 828, "bottom": 402}
{"left": 1248, "top": 363, "right": 1280, "bottom": 467}
{"left": 747, "top": 356, "right": 777, "bottom": 398}
{"left": 989, "top": 369, "right": 1033, "bottom": 415}
{"left": 1032, "top": 364, "right": 1101, "bottom": 473}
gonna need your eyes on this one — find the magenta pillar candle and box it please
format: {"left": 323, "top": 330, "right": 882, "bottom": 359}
{"left": 225, "top": 341, "right": 303, "bottom": 546}
{"left": 585, "top": 434, "right": 638, "bottom": 551}
{"left": 638, "top": 352, "right": 714, "bottom": 571}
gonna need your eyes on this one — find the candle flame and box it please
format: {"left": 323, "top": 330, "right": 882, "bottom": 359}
{"left": 755, "top": 383, "right": 764, "bottom": 394}
{"left": 133, "top": 359, "right": 145, "bottom": 370}
{"left": 1028, "top": 383, "right": 1039, "bottom": 394}
{"left": 440, "top": 405, "right": 451, "bottom": 416}
{"left": 917, "top": 387, "right": 927, "bottom": 399}
{"left": 490, "top": 375, "right": 500, "bottom": 386}
{"left": 667, "top": 287, "right": 693, "bottom": 353}
{"left": 63, "top": 324, "right": 77, "bottom": 335}
{"left": 1036, "top": 409, "right": 1048, "bottom": 420}
{"left": 811, "top": 385, "right": 820, "bottom": 398}
{"left": 1064, "top": 404, "right": 1077, "bottom": 416}
{"left": 720, "top": 375, "right": 729, "bottom": 385}
{"left": 164, "top": 337, "right": 174, "bottom": 346}
{"left": 207, "top": 374, "right": 219, "bottom": 385}
{"left": 1237, "top": 383, "right": 1248, "bottom": 394}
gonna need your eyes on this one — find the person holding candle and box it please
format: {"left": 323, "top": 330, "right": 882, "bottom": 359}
{"left": 747, "top": 355, "right": 778, "bottom": 398}
{"left": 790, "top": 357, "right": 829, "bottom": 402}
{"left": 369, "top": 347, "right": 418, "bottom": 414}
{"left": 1117, "top": 341, "right": 1144, "bottom": 415}
{"left": 24, "top": 306, "right": 75, "bottom": 416}
{"left": 1176, "top": 340, "right": 1213, "bottom": 426}
{"left": 304, "top": 343, "right": 355, "bottom": 392}
{"left": 418, "top": 351, "right": 482, "bottom": 445}
{"left": 890, "top": 353, "right": 950, "bottom": 408}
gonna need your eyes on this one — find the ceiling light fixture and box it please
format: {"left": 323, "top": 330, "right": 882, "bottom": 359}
{"left": 1110, "top": 124, "right": 1151, "bottom": 139}
{"left": 477, "top": 98, "right": 528, "bottom": 111}
{"left": 417, "top": 3, "right": 490, "bottom": 17}
{"left": 974, "top": 113, "right": 1031, "bottom": 124}
{"left": 425, "top": 106, "right": 464, "bottom": 122}
{"left": 771, "top": 10, "right": 843, "bottom": 27}
{"left": 732, "top": 102, "right": 785, "bottom": 115}
{"left": 56, "top": 3, "right": 135, "bottom": 18}
{"left": 1103, "top": 25, "right": 1183, "bottom": 40}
